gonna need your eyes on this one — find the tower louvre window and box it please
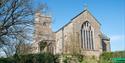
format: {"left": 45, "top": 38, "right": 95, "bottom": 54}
{"left": 43, "top": 22, "right": 47, "bottom": 26}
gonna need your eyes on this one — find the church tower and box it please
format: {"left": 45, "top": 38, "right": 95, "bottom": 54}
{"left": 32, "top": 12, "right": 55, "bottom": 53}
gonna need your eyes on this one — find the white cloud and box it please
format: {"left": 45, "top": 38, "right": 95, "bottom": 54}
{"left": 110, "top": 35, "right": 125, "bottom": 42}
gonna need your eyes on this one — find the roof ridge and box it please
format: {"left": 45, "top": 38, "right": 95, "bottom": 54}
{"left": 55, "top": 10, "right": 87, "bottom": 32}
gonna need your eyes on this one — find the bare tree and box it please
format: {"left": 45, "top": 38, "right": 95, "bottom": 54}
{"left": 65, "top": 33, "right": 80, "bottom": 55}
{"left": 0, "top": 0, "right": 34, "bottom": 57}
{"left": 0, "top": 0, "right": 50, "bottom": 57}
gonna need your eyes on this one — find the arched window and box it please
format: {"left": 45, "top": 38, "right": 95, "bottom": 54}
{"left": 81, "top": 21, "right": 94, "bottom": 50}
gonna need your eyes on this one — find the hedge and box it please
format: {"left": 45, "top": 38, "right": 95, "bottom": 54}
{"left": 99, "top": 51, "right": 125, "bottom": 63}
{"left": 0, "top": 53, "right": 59, "bottom": 63}
{"left": 0, "top": 51, "right": 124, "bottom": 63}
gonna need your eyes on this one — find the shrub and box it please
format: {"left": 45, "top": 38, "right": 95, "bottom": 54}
{"left": 99, "top": 51, "right": 125, "bottom": 63}
{"left": 0, "top": 53, "right": 59, "bottom": 63}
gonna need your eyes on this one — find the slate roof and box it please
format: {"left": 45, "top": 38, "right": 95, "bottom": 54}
{"left": 102, "top": 33, "right": 110, "bottom": 40}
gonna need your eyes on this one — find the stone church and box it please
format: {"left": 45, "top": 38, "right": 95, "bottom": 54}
{"left": 32, "top": 7, "right": 110, "bottom": 57}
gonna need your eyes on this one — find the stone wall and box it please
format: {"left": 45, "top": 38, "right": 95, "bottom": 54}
{"left": 32, "top": 12, "right": 55, "bottom": 53}
{"left": 55, "top": 10, "right": 103, "bottom": 57}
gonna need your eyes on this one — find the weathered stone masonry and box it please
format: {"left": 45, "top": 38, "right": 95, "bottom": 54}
{"left": 32, "top": 8, "right": 110, "bottom": 58}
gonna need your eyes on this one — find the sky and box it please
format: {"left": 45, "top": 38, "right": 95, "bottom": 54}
{"left": 34, "top": 0, "right": 125, "bottom": 51}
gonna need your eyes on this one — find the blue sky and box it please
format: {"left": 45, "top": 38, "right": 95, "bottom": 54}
{"left": 34, "top": 0, "right": 125, "bottom": 51}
